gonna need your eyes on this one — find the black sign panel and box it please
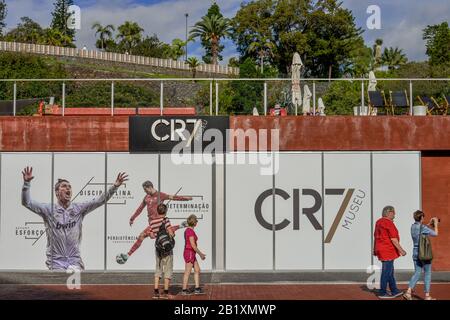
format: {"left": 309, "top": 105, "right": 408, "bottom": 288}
{"left": 129, "top": 116, "right": 229, "bottom": 153}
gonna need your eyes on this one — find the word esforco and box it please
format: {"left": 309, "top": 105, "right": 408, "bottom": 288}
{"left": 169, "top": 128, "right": 280, "bottom": 175}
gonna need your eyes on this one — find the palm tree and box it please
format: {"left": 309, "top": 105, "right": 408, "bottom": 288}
{"left": 43, "top": 28, "right": 72, "bottom": 46}
{"left": 92, "top": 22, "right": 115, "bottom": 51}
{"left": 186, "top": 57, "right": 201, "bottom": 78}
{"left": 190, "top": 14, "right": 231, "bottom": 65}
{"left": 116, "top": 21, "right": 143, "bottom": 54}
{"left": 169, "top": 38, "right": 187, "bottom": 60}
{"left": 247, "top": 35, "right": 275, "bottom": 73}
{"left": 381, "top": 47, "right": 408, "bottom": 70}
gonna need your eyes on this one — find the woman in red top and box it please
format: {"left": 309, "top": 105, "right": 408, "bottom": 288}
{"left": 181, "top": 214, "right": 206, "bottom": 295}
{"left": 373, "top": 205, "right": 407, "bottom": 299}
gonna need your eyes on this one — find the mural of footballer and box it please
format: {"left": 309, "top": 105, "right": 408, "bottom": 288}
{"left": 21, "top": 166, "right": 128, "bottom": 270}
{"left": 117, "top": 180, "right": 192, "bottom": 264}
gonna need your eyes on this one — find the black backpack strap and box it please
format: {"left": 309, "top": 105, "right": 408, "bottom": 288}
{"left": 158, "top": 218, "right": 167, "bottom": 233}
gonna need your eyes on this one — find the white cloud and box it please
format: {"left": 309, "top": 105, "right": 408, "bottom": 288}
{"left": 4, "top": 0, "right": 53, "bottom": 30}
{"left": 342, "top": 0, "right": 450, "bottom": 61}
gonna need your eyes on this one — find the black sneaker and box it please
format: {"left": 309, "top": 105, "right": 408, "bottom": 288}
{"left": 153, "top": 291, "right": 160, "bottom": 299}
{"left": 378, "top": 294, "right": 394, "bottom": 299}
{"left": 194, "top": 287, "right": 206, "bottom": 295}
{"left": 181, "top": 289, "right": 191, "bottom": 296}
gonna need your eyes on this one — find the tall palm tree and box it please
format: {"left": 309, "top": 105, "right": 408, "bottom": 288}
{"left": 381, "top": 47, "right": 408, "bottom": 70}
{"left": 190, "top": 14, "right": 231, "bottom": 65}
{"left": 116, "top": 21, "right": 143, "bottom": 54}
{"left": 247, "top": 35, "right": 275, "bottom": 73}
{"left": 186, "top": 57, "right": 201, "bottom": 78}
{"left": 92, "top": 22, "right": 115, "bottom": 51}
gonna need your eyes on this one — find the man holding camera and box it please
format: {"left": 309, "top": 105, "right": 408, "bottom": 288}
{"left": 403, "top": 211, "right": 439, "bottom": 300}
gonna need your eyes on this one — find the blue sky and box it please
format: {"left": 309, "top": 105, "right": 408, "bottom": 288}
{"left": 3, "top": 0, "right": 450, "bottom": 64}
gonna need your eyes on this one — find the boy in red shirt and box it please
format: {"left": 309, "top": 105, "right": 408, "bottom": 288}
{"left": 374, "top": 205, "right": 407, "bottom": 299}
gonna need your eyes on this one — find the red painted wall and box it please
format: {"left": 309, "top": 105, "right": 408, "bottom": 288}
{"left": 1, "top": 116, "right": 449, "bottom": 270}
{"left": 230, "top": 116, "right": 450, "bottom": 151}
{"left": 0, "top": 116, "right": 128, "bottom": 151}
{"left": 2, "top": 116, "right": 450, "bottom": 151}
{"left": 421, "top": 152, "right": 450, "bottom": 271}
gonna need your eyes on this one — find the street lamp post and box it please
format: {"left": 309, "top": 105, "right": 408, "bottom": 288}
{"left": 185, "top": 13, "right": 189, "bottom": 61}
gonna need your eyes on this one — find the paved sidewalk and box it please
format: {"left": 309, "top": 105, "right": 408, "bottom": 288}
{"left": 1, "top": 272, "right": 449, "bottom": 300}
{"left": 1, "top": 283, "right": 449, "bottom": 300}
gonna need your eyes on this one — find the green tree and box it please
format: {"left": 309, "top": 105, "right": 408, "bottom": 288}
{"left": 133, "top": 34, "right": 171, "bottom": 58}
{"left": 98, "top": 38, "right": 119, "bottom": 52}
{"left": 381, "top": 47, "right": 408, "bottom": 70}
{"left": 51, "top": 0, "right": 75, "bottom": 45}
{"left": 201, "top": 1, "right": 225, "bottom": 64}
{"left": 423, "top": 22, "right": 450, "bottom": 66}
{"left": 190, "top": 14, "right": 231, "bottom": 65}
{"left": 232, "top": 0, "right": 364, "bottom": 77}
{"left": 323, "top": 80, "right": 360, "bottom": 115}
{"left": 229, "top": 57, "right": 277, "bottom": 114}
{"left": 92, "top": 22, "right": 115, "bottom": 51}
{"left": 165, "top": 38, "right": 187, "bottom": 60}
{"left": 186, "top": 57, "right": 201, "bottom": 78}
{"left": 4, "top": 17, "right": 44, "bottom": 44}
{"left": 232, "top": 0, "right": 280, "bottom": 70}
{"left": 0, "top": 0, "right": 6, "bottom": 36}
{"left": 228, "top": 57, "right": 240, "bottom": 68}
{"left": 116, "top": 21, "right": 143, "bottom": 54}
{"left": 247, "top": 34, "right": 275, "bottom": 73}
{"left": 43, "top": 28, "right": 72, "bottom": 46}
{"left": 0, "top": 52, "right": 67, "bottom": 114}
{"left": 343, "top": 40, "right": 373, "bottom": 77}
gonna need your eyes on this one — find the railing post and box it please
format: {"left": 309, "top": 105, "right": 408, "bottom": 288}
{"left": 215, "top": 82, "right": 219, "bottom": 116}
{"left": 111, "top": 81, "right": 114, "bottom": 116}
{"left": 210, "top": 81, "right": 213, "bottom": 116}
{"left": 264, "top": 81, "right": 267, "bottom": 115}
{"left": 409, "top": 80, "right": 413, "bottom": 115}
{"left": 160, "top": 81, "right": 164, "bottom": 116}
{"left": 62, "top": 82, "right": 66, "bottom": 116}
{"left": 313, "top": 81, "right": 316, "bottom": 115}
{"left": 13, "top": 82, "right": 17, "bottom": 116}
{"left": 361, "top": 80, "right": 365, "bottom": 115}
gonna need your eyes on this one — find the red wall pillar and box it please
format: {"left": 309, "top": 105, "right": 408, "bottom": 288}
{"left": 421, "top": 152, "right": 450, "bottom": 271}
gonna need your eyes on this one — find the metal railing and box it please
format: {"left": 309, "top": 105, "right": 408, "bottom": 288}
{"left": 0, "top": 77, "right": 449, "bottom": 116}
{"left": 0, "top": 41, "right": 240, "bottom": 76}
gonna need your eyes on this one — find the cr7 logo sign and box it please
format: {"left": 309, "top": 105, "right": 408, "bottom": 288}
{"left": 254, "top": 188, "right": 366, "bottom": 243}
{"left": 151, "top": 118, "right": 206, "bottom": 144}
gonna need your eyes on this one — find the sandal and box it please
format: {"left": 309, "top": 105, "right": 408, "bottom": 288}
{"left": 403, "top": 292, "right": 412, "bottom": 300}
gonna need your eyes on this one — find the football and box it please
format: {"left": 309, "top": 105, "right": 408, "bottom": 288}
{"left": 116, "top": 253, "right": 126, "bottom": 264}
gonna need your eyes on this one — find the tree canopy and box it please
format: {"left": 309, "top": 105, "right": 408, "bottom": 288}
{"left": 50, "top": 0, "right": 75, "bottom": 46}
{"left": 0, "top": 0, "right": 6, "bottom": 36}
{"left": 190, "top": 14, "right": 231, "bottom": 65}
{"left": 116, "top": 21, "right": 144, "bottom": 54}
{"left": 232, "top": 0, "right": 364, "bottom": 77}
{"left": 201, "top": 1, "right": 226, "bottom": 64}
{"left": 423, "top": 22, "right": 450, "bottom": 66}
